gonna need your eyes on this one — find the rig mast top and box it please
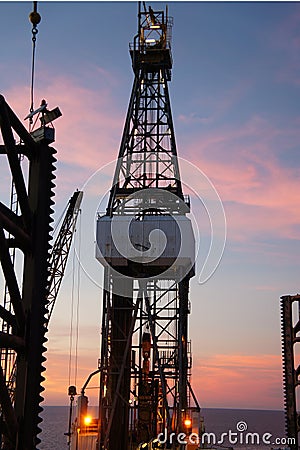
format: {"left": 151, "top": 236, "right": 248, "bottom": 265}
{"left": 106, "top": 4, "right": 184, "bottom": 217}
{"left": 131, "top": 5, "right": 173, "bottom": 78}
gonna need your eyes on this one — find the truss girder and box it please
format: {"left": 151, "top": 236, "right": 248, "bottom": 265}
{"left": 99, "top": 274, "right": 193, "bottom": 450}
{"left": 45, "top": 190, "right": 83, "bottom": 324}
{"left": 107, "top": 67, "right": 183, "bottom": 216}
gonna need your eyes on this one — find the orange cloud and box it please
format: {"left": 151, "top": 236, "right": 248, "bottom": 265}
{"left": 43, "top": 350, "right": 99, "bottom": 406}
{"left": 43, "top": 350, "right": 283, "bottom": 410}
{"left": 191, "top": 354, "right": 283, "bottom": 410}
{"left": 42, "top": 310, "right": 102, "bottom": 405}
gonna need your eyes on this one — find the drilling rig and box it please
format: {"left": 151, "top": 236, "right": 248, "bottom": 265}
{"left": 69, "top": 4, "right": 202, "bottom": 450}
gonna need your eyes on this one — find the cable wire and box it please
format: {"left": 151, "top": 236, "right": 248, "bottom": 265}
{"left": 74, "top": 211, "right": 82, "bottom": 386}
{"left": 28, "top": 2, "right": 41, "bottom": 131}
{"left": 68, "top": 243, "right": 76, "bottom": 387}
{"left": 53, "top": 202, "right": 68, "bottom": 234}
{"left": 67, "top": 211, "right": 82, "bottom": 388}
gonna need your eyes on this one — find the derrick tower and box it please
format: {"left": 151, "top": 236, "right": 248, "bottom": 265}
{"left": 96, "top": 5, "right": 200, "bottom": 450}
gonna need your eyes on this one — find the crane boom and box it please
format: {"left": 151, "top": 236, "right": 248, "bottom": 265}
{"left": 45, "top": 190, "right": 83, "bottom": 325}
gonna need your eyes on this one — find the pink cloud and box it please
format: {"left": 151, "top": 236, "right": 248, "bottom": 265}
{"left": 2, "top": 72, "right": 124, "bottom": 199}
{"left": 182, "top": 115, "right": 300, "bottom": 242}
{"left": 2, "top": 74, "right": 299, "bottom": 246}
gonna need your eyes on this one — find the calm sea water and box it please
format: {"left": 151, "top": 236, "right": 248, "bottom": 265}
{"left": 39, "top": 407, "right": 286, "bottom": 450}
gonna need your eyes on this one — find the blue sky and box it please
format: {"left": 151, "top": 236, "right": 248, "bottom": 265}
{"left": 0, "top": 1, "right": 300, "bottom": 409}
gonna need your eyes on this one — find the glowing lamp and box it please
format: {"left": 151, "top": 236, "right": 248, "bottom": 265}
{"left": 184, "top": 418, "right": 192, "bottom": 427}
{"left": 84, "top": 415, "right": 92, "bottom": 426}
{"left": 184, "top": 417, "right": 192, "bottom": 434}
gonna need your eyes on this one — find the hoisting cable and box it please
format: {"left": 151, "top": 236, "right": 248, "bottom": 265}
{"left": 74, "top": 210, "right": 82, "bottom": 386}
{"left": 67, "top": 211, "right": 82, "bottom": 388}
{"left": 68, "top": 240, "right": 77, "bottom": 387}
{"left": 65, "top": 212, "right": 82, "bottom": 446}
{"left": 66, "top": 230, "right": 80, "bottom": 444}
{"left": 28, "top": 1, "right": 41, "bottom": 131}
{"left": 53, "top": 202, "right": 68, "bottom": 234}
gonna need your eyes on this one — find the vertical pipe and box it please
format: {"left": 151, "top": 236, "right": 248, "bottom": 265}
{"left": 281, "top": 295, "right": 298, "bottom": 450}
{"left": 97, "top": 268, "right": 110, "bottom": 449}
{"left": 178, "top": 277, "right": 189, "bottom": 433}
{"left": 107, "top": 276, "right": 133, "bottom": 450}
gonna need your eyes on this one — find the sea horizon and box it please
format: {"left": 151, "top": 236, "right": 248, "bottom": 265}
{"left": 42, "top": 404, "right": 285, "bottom": 412}
{"left": 39, "top": 406, "right": 286, "bottom": 450}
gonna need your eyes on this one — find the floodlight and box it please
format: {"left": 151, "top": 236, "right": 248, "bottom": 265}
{"left": 42, "top": 106, "right": 62, "bottom": 125}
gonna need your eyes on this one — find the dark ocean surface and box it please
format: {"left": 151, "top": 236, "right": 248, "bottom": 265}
{"left": 39, "top": 406, "right": 286, "bottom": 449}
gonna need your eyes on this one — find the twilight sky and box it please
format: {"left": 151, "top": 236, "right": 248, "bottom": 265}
{"left": 1, "top": 1, "right": 300, "bottom": 410}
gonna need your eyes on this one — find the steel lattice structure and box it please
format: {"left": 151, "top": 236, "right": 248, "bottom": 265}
{"left": 45, "top": 190, "right": 83, "bottom": 325}
{"left": 0, "top": 95, "right": 56, "bottom": 449}
{"left": 95, "top": 7, "right": 200, "bottom": 450}
{"left": 280, "top": 294, "right": 300, "bottom": 450}
{"left": 107, "top": 29, "right": 182, "bottom": 216}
